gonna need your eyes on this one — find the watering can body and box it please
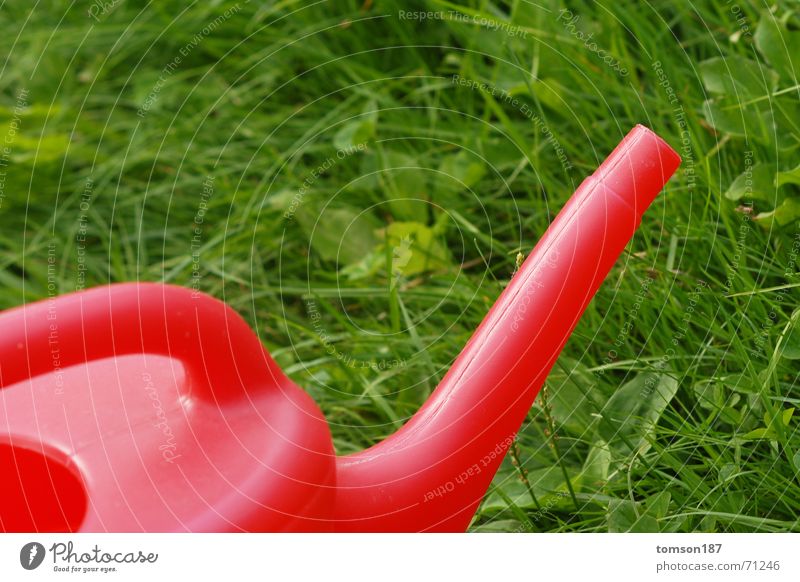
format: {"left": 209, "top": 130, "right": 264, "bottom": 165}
{"left": 0, "top": 284, "right": 336, "bottom": 532}
{"left": 0, "top": 126, "right": 679, "bottom": 532}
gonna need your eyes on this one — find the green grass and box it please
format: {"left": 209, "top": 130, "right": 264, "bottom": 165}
{"left": 1, "top": 0, "right": 799, "bottom": 532}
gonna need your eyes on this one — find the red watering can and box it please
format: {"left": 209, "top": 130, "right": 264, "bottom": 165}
{"left": 0, "top": 125, "right": 679, "bottom": 532}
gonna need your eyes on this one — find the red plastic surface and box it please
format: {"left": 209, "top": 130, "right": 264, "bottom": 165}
{"left": 0, "top": 285, "right": 335, "bottom": 532}
{"left": 0, "top": 125, "right": 679, "bottom": 532}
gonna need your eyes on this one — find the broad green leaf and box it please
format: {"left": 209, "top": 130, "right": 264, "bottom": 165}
{"left": 720, "top": 405, "right": 742, "bottom": 425}
{"left": 755, "top": 12, "right": 800, "bottom": 84}
{"left": 339, "top": 219, "right": 452, "bottom": 282}
{"left": 579, "top": 440, "right": 610, "bottom": 490}
{"left": 607, "top": 493, "right": 670, "bottom": 532}
{"left": 333, "top": 120, "right": 373, "bottom": 151}
{"left": 333, "top": 101, "right": 377, "bottom": 150}
{"left": 776, "top": 163, "right": 800, "bottom": 188}
{"left": 701, "top": 98, "right": 772, "bottom": 139}
{"left": 754, "top": 196, "right": 800, "bottom": 226}
{"left": 724, "top": 372, "right": 758, "bottom": 394}
{"left": 646, "top": 491, "right": 671, "bottom": 519}
{"left": 296, "top": 206, "right": 378, "bottom": 265}
{"left": 382, "top": 220, "right": 451, "bottom": 277}
{"left": 741, "top": 427, "right": 771, "bottom": 440}
{"left": 358, "top": 149, "right": 429, "bottom": 222}
{"left": 338, "top": 249, "right": 385, "bottom": 281}
{"left": 771, "top": 98, "right": 800, "bottom": 148}
{"left": 386, "top": 187, "right": 429, "bottom": 223}
{"left": 381, "top": 151, "right": 429, "bottom": 223}
{"left": 692, "top": 380, "right": 718, "bottom": 410}
{"left": 524, "top": 465, "right": 575, "bottom": 503}
{"left": 438, "top": 150, "right": 487, "bottom": 191}
{"left": 724, "top": 163, "right": 776, "bottom": 201}
{"left": 698, "top": 56, "right": 778, "bottom": 99}
{"left": 741, "top": 408, "right": 790, "bottom": 439}
{"left": 699, "top": 515, "right": 717, "bottom": 532}
{"left": 692, "top": 381, "right": 740, "bottom": 422}
{"left": 599, "top": 373, "right": 679, "bottom": 456}
{"left": 698, "top": 54, "right": 787, "bottom": 143}
{"left": 607, "top": 499, "right": 659, "bottom": 533}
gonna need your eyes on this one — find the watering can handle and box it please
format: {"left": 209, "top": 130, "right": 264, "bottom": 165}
{"left": 0, "top": 283, "right": 286, "bottom": 401}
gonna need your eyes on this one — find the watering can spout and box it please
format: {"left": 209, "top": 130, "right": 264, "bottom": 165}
{"left": 333, "top": 125, "right": 681, "bottom": 531}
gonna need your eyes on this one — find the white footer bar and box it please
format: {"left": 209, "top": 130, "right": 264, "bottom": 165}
{"left": 1, "top": 533, "right": 796, "bottom": 581}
